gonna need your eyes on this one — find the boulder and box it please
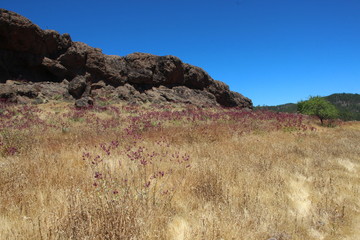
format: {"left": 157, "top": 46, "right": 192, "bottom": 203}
{"left": 102, "top": 55, "right": 127, "bottom": 86}
{"left": 41, "top": 57, "right": 68, "bottom": 79}
{"left": 0, "top": 85, "right": 15, "bottom": 99}
{"left": 0, "top": 80, "right": 71, "bottom": 103}
{"left": 68, "top": 75, "right": 88, "bottom": 99}
{"left": 33, "top": 81, "right": 70, "bottom": 100}
{"left": 124, "top": 53, "right": 184, "bottom": 86}
{"left": 75, "top": 97, "right": 94, "bottom": 108}
{"left": 207, "top": 80, "right": 252, "bottom": 108}
{"left": 146, "top": 86, "right": 218, "bottom": 106}
{"left": 183, "top": 63, "right": 212, "bottom": 90}
{"left": 58, "top": 42, "right": 89, "bottom": 77}
{"left": 115, "top": 84, "right": 138, "bottom": 101}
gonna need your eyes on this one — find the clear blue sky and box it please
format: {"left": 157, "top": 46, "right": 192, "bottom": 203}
{"left": 2, "top": 0, "right": 360, "bottom": 106}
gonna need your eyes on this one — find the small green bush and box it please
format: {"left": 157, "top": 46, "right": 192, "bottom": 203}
{"left": 298, "top": 96, "right": 339, "bottom": 125}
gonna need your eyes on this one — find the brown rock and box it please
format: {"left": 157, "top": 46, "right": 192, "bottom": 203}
{"left": 207, "top": 80, "right": 252, "bottom": 108}
{"left": 0, "top": 84, "right": 15, "bottom": 99}
{"left": 115, "top": 84, "right": 138, "bottom": 101}
{"left": 43, "top": 30, "right": 72, "bottom": 58}
{"left": 0, "top": 8, "right": 253, "bottom": 109}
{"left": 68, "top": 75, "right": 88, "bottom": 99}
{"left": 75, "top": 97, "right": 94, "bottom": 108}
{"left": 145, "top": 86, "right": 218, "bottom": 106}
{"left": 0, "top": 9, "right": 71, "bottom": 57}
{"left": 0, "top": 82, "right": 38, "bottom": 103}
{"left": 183, "top": 63, "right": 212, "bottom": 90}
{"left": 33, "top": 82, "right": 70, "bottom": 100}
{"left": 41, "top": 57, "right": 68, "bottom": 79}
{"left": 124, "top": 53, "right": 184, "bottom": 86}
{"left": 102, "top": 55, "right": 127, "bottom": 86}
{"left": 91, "top": 81, "right": 106, "bottom": 90}
{"left": 58, "top": 42, "right": 88, "bottom": 76}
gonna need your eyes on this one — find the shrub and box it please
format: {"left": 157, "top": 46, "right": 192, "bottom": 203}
{"left": 298, "top": 96, "right": 339, "bottom": 125}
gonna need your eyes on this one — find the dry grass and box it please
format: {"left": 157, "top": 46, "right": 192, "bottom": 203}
{"left": 0, "top": 102, "right": 359, "bottom": 240}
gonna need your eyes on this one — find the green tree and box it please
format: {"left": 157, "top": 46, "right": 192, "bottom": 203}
{"left": 298, "top": 96, "right": 339, "bottom": 125}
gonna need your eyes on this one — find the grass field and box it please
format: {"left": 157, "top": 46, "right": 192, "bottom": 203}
{"left": 1, "top": 101, "right": 359, "bottom": 240}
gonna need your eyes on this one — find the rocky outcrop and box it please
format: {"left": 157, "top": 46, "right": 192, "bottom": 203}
{"left": 0, "top": 9, "right": 252, "bottom": 108}
{"left": 0, "top": 80, "right": 70, "bottom": 104}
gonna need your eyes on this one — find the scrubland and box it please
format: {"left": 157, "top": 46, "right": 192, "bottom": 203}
{"left": 0, "top": 101, "right": 359, "bottom": 240}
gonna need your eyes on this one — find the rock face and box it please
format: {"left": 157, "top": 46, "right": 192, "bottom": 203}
{"left": 0, "top": 9, "right": 253, "bottom": 108}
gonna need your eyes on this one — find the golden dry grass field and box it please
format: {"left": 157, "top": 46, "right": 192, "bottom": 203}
{"left": 0, "top": 101, "right": 359, "bottom": 240}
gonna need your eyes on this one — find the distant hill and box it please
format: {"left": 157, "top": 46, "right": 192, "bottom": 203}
{"left": 256, "top": 103, "right": 298, "bottom": 113}
{"left": 256, "top": 93, "right": 360, "bottom": 121}
{"left": 324, "top": 93, "right": 360, "bottom": 121}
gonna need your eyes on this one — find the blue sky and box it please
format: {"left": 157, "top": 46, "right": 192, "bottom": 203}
{"left": 3, "top": 0, "right": 360, "bottom": 106}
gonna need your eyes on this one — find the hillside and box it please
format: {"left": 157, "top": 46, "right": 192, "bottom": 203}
{"left": 256, "top": 103, "right": 298, "bottom": 113}
{"left": 256, "top": 93, "right": 360, "bottom": 121}
{"left": 324, "top": 93, "right": 360, "bottom": 121}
